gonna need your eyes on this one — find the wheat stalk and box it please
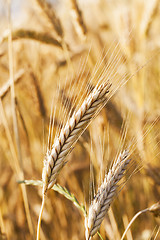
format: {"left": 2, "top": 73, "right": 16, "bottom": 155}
{"left": 42, "top": 81, "right": 111, "bottom": 195}
{"left": 85, "top": 149, "right": 131, "bottom": 240}
{"left": 121, "top": 201, "right": 160, "bottom": 240}
{"left": 18, "top": 179, "right": 87, "bottom": 216}
{"left": 0, "top": 69, "right": 24, "bottom": 99}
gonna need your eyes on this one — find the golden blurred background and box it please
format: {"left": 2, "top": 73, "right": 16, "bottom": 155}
{"left": 0, "top": 0, "right": 160, "bottom": 239}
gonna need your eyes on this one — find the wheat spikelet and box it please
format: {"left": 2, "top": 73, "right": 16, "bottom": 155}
{"left": 85, "top": 149, "right": 131, "bottom": 240}
{"left": 42, "top": 81, "right": 111, "bottom": 194}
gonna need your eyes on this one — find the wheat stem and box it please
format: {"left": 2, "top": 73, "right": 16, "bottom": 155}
{"left": 121, "top": 209, "right": 148, "bottom": 240}
{"left": 18, "top": 180, "right": 87, "bottom": 216}
{"left": 121, "top": 201, "right": 160, "bottom": 240}
{"left": 0, "top": 69, "right": 24, "bottom": 99}
{"left": 36, "top": 194, "right": 46, "bottom": 240}
{"left": 7, "top": 1, "right": 35, "bottom": 238}
{"left": 97, "top": 232, "right": 104, "bottom": 240}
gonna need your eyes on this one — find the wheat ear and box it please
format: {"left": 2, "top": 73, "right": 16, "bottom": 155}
{"left": 69, "top": 0, "right": 87, "bottom": 40}
{"left": 85, "top": 149, "right": 131, "bottom": 240}
{"left": 42, "top": 81, "right": 111, "bottom": 194}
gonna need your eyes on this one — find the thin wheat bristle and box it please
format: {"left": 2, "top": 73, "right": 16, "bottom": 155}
{"left": 42, "top": 81, "right": 111, "bottom": 194}
{"left": 85, "top": 149, "right": 131, "bottom": 240}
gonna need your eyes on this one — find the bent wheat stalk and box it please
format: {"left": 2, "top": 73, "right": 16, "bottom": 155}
{"left": 85, "top": 149, "right": 131, "bottom": 240}
{"left": 121, "top": 201, "right": 160, "bottom": 240}
{"left": 42, "top": 81, "right": 111, "bottom": 195}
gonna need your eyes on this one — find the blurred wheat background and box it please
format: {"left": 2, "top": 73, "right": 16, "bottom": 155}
{"left": 0, "top": 0, "right": 160, "bottom": 239}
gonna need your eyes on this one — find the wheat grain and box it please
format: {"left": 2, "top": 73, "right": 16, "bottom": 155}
{"left": 85, "top": 149, "right": 131, "bottom": 240}
{"left": 42, "top": 81, "right": 111, "bottom": 194}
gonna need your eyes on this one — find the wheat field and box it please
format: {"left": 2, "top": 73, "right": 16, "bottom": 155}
{"left": 0, "top": 0, "right": 160, "bottom": 239}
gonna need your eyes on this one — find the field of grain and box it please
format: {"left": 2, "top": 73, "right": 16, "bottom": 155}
{"left": 0, "top": 0, "right": 160, "bottom": 239}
